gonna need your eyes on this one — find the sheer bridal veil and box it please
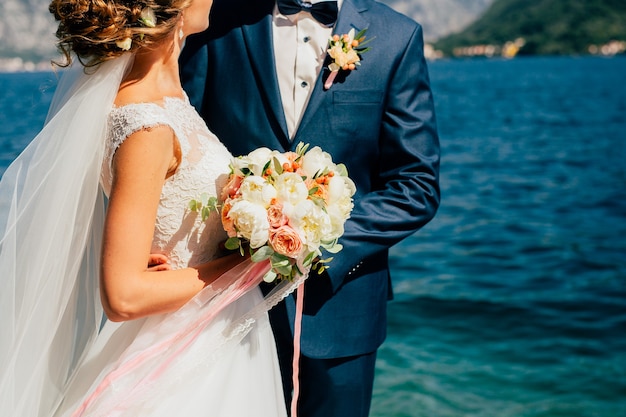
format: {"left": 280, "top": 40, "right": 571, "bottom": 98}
{"left": 0, "top": 54, "right": 133, "bottom": 416}
{"left": 0, "top": 52, "right": 305, "bottom": 416}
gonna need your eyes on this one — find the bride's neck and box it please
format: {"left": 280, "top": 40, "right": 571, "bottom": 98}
{"left": 117, "top": 38, "right": 184, "bottom": 103}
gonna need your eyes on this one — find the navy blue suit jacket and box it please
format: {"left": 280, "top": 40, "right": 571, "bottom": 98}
{"left": 181, "top": 0, "right": 440, "bottom": 358}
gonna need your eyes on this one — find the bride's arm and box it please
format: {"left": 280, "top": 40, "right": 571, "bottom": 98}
{"left": 101, "top": 125, "right": 244, "bottom": 322}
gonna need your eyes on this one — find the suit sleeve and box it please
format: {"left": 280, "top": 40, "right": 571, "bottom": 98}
{"left": 325, "top": 24, "right": 441, "bottom": 292}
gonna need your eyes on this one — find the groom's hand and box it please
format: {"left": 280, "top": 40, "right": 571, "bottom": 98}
{"left": 146, "top": 253, "right": 171, "bottom": 271}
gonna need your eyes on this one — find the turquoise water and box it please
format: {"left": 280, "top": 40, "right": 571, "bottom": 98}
{"left": 373, "top": 56, "right": 626, "bottom": 417}
{"left": 1, "top": 56, "right": 625, "bottom": 416}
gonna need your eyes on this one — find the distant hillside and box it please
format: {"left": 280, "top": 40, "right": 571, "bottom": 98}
{"left": 434, "top": 0, "right": 626, "bottom": 57}
{"left": 380, "top": 0, "right": 494, "bottom": 41}
{"left": 0, "top": 0, "right": 493, "bottom": 67}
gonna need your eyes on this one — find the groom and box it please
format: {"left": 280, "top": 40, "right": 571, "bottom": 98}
{"left": 180, "top": 0, "right": 440, "bottom": 415}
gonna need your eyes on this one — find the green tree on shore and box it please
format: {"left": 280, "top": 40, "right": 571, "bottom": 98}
{"left": 434, "top": 0, "right": 626, "bottom": 56}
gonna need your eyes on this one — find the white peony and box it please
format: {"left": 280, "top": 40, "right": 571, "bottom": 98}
{"left": 246, "top": 147, "right": 274, "bottom": 176}
{"left": 327, "top": 175, "right": 356, "bottom": 205}
{"left": 301, "top": 146, "right": 335, "bottom": 177}
{"left": 326, "top": 203, "right": 350, "bottom": 239}
{"left": 229, "top": 157, "right": 248, "bottom": 177}
{"left": 274, "top": 172, "right": 309, "bottom": 206}
{"left": 290, "top": 199, "right": 332, "bottom": 251}
{"left": 326, "top": 176, "right": 355, "bottom": 238}
{"left": 238, "top": 176, "right": 276, "bottom": 208}
{"left": 228, "top": 200, "right": 269, "bottom": 248}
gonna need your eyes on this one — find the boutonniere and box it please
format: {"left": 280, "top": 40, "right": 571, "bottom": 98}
{"left": 324, "top": 28, "right": 372, "bottom": 90}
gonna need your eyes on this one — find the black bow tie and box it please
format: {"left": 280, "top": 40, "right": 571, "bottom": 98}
{"left": 277, "top": 0, "right": 338, "bottom": 26}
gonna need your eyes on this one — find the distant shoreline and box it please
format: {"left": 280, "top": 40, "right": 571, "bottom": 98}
{"left": 0, "top": 57, "right": 56, "bottom": 73}
{"left": 3, "top": 49, "right": 625, "bottom": 73}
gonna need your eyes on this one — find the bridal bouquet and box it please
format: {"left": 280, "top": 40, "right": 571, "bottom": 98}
{"left": 191, "top": 143, "right": 356, "bottom": 283}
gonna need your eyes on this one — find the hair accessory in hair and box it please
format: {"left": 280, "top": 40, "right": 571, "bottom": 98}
{"left": 139, "top": 7, "right": 157, "bottom": 28}
{"left": 116, "top": 37, "right": 132, "bottom": 50}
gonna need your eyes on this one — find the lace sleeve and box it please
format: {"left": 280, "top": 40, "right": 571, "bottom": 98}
{"left": 101, "top": 103, "right": 174, "bottom": 196}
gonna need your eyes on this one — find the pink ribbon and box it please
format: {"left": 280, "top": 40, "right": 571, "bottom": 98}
{"left": 290, "top": 281, "right": 305, "bottom": 417}
{"left": 324, "top": 71, "right": 339, "bottom": 90}
{"left": 70, "top": 259, "right": 269, "bottom": 417}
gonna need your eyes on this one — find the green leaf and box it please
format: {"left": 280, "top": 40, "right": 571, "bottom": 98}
{"left": 207, "top": 196, "right": 219, "bottom": 211}
{"left": 272, "top": 258, "right": 291, "bottom": 268}
{"left": 273, "top": 157, "right": 284, "bottom": 174}
{"left": 273, "top": 263, "right": 292, "bottom": 276}
{"left": 262, "top": 160, "right": 271, "bottom": 174}
{"left": 335, "top": 163, "right": 349, "bottom": 177}
{"left": 325, "top": 243, "right": 343, "bottom": 254}
{"left": 224, "top": 237, "right": 241, "bottom": 251}
{"left": 270, "top": 252, "right": 290, "bottom": 266}
{"left": 308, "top": 195, "right": 326, "bottom": 209}
{"left": 263, "top": 270, "right": 278, "bottom": 283}
{"left": 295, "top": 142, "right": 310, "bottom": 156}
{"left": 303, "top": 251, "right": 316, "bottom": 266}
{"left": 251, "top": 246, "right": 274, "bottom": 262}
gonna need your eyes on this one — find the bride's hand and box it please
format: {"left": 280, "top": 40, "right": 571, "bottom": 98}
{"left": 146, "top": 253, "right": 171, "bottom": 271}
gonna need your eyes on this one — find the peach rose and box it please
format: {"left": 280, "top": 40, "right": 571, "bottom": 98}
{"left": 269, "top": 225, "right": 303, "bottom": 258}
{"left": 267, "top": 203, "right": 288, "bottom": 228}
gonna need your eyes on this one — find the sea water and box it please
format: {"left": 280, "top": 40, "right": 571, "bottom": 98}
{"left": 1, "top": 56, "right": 625, "bottom": 417}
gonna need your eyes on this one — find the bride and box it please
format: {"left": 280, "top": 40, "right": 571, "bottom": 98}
{"left": 0, "top": 0, "right": 294, "bottom": 415}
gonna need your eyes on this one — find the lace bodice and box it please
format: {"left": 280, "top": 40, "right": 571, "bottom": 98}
{"left": 102, "top": 95, "right": 232, "bottom": 269}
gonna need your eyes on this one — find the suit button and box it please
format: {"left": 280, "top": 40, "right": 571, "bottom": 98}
{"left": 300, "top": 81, "right": 308, "bottom": 88}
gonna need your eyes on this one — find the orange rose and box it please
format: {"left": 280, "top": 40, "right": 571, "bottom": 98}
{"left": 269, "top": 225, "right": 303, "bottom": 258}
{"left": 221, "top": 200, "right": 237, "bottom": 237}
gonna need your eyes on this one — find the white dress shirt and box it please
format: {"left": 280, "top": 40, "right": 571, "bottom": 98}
{"left": 272, "top": 1, "right": 342, "bottom": 138}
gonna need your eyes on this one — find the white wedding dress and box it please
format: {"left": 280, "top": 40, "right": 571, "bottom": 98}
{"left": 50, "top": 96, "right": 288, "bottom": 417}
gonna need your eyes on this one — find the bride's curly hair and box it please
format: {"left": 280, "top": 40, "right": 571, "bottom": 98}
{"left": 49, "top": 0, "right": 192, "bottom": 68}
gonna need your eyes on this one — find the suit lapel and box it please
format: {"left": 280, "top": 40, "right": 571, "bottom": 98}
{"left": 294, "top": 0, "right": 370, "bottom": 141}
{"left": 241, "top": 14, "right": 291, "bottom": 145}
